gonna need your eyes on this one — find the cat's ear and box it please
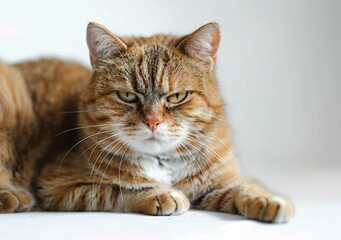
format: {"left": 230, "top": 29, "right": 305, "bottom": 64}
{"left": 86, "top": 22, "right": 127, "bottom": 66}
{"left": 177, "top": 22, "right": 220, "bottom": 65}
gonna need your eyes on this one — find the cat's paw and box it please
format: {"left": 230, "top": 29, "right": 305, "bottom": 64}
{"left": 136, "top": 189, "right": 190, "bottom": 216}
{"left": 0, "top": 188, "right": 34, "bottom": 213}
{"left": 241, "top": 195, "right": 294, "bottom": 223}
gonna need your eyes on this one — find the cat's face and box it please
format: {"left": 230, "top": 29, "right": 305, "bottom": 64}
{"left": 80, "top": 22, "right": 223, "bottom": 156}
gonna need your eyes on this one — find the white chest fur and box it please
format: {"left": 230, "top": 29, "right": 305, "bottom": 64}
{"left": 132, "top": 154, "right": 189, "bottom": 186}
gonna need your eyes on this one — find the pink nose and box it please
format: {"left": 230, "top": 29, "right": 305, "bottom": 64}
{"left": 144, "top": 118, "right": 161, "bottom": 132}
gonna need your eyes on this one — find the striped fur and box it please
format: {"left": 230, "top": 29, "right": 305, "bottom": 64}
{"left": 0, "top": 59, "right": 91, "bottom": 212}
{"left": 0, "top": 23, "right": 294, "bottom": 223}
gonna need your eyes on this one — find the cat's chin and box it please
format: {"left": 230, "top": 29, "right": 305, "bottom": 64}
{"left": 130, "top": 138, "right": 177, "bottom": 155}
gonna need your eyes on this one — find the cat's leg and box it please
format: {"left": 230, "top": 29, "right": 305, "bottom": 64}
{"left": 0, "top": 144, "right": 19, "bottom": 213}
{"left": 0, "top": 130, "right": 34, "bottom": 213}
{"left": 194, "top": 176, "right": 294, "bottom": 223}
{"left": 0, "top": 63, "right": 35, "bottom": 212}
{"left": 36, "top": 159, "right": 190, "bottom": 215}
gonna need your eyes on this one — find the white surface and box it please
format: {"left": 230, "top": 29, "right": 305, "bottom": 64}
{"left": 1, "top": 207, "right": 340, "bottom": 240}
{"left": 1, "top": 0, "right": 340, "bottom": 239}
{"left": 1, "top": 169, "right": 341, "bottom": 240}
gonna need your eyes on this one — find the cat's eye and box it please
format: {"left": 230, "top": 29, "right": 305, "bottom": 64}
{"left": 117, "top": 91, "right": 138, "bottom": 103}
{"left": 167, "top": 92, "right": 188, "bottom": 104}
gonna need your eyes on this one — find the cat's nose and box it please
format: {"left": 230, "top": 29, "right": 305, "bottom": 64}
{"left": 144, "top": 118, "right": 161, "bottom": 132}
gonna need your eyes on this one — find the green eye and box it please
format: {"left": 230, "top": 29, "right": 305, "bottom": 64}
{"left": 167, "top": 92, "right": 188, "bottom": 104}
{"left": 117, "top": 91, "right": 138, "bottom": 103}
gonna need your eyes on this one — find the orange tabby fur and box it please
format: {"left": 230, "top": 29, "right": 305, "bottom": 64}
{"left": 0, "top": 59, "right": 91, "bottom": 212}
{"left": 0, "top": 23, "right": 294, "bottom": 223}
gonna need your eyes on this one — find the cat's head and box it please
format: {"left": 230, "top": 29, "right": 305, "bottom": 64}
{"left": 79, "top": 22, "right": 225, "bottom": 156}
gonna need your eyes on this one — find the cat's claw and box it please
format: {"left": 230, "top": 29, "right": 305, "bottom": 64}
{"left": 242, "top": 195, "right": 294, "bottom": 223}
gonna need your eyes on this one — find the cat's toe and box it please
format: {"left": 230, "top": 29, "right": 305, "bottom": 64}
{"left": 263, "top": 196, "right": 294, "bottom": 223}
{"left": 0, "top": 189, "right": 19, "bottom": 213}
{"left": 169, "top": 191, "right": 190, "bottom": 215}
{"left": 15, "top": 190, "right": 35, "bottom": 212}
{"left": 135, "top": 189, "right": 190, "bottom": 216}
{"left": 243, "top": 196, "right": 267, "bottom": 220}
{"left": 242, "top": 195, "right": 294, "bottom": 223}
{"left": 0, "top": 189, "right": 34, "bottom": 213}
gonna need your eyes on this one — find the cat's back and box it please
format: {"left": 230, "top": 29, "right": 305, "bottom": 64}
{"left": 13, "top": 58, "right": 93, "bottom": 141}
{"left": 15, "top": 58, "right": 92, "bottom": 109}
{"left": 0, "top": 61, "right": 33, "bottom": 133}
{"left": 1, "top": 58, "right": 92, "bottom": 150}
{"left": 1, "top": 58, "right": 92, "bottom": 121}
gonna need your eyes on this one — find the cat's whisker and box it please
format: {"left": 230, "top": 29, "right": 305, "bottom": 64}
{"left": 185, "top": 130, "right": 228, "bottom": 156}
{"left": 200, "top": 112, "right": 226, "bottom": 122}
{"left": 54, "top": 124, "right": 112, "bottom": 137}
{"left": 74, "top": 127, "right": 114, "bottom": 162}
{"left": 82, "top": 131, "right": 123, "bottom": 167}
{"left": 186, "top": 125, "right": 234, "bottom": 155}
{"left": 92, "top": 132, "right": 129, "bottom": 179}
{"left": 95, "top": 136, "right": 124, "bottom": 176}
{"left": 100, "top": 142, "right": 127, "bottom": 186}
{"left": 96, "top": 136, "right": 129, "bottom": 199}
{"left": 53, "top": 109, "right": 108, "bottom": 114}
{"left": 104, "top": 141, "right": 129, "bottom": 202}
{"left": 184, "top": 138, "right": 225, "bottom": 177}
{"left": 127, "top": 188, "right": 136, "bottom": 203}
{"left": 173, "top": 142, "right": 195, "bottom": 201}
{"left": 90, "top": 134, "right": 124, "bottom": 178}
{"left": 183, "top": 135, "right": 232, "bottom": 176}
{"left": 90, "top": 136, "right": 124, "bottom": 192}
{"left": 188, "top": 129, "right": 233, "bottom": 171}
{"left": 181, "top": 135, "right": 224, "bottom": 177}
{"left": 177, "top": 141, "right": 210, "bottom": 194}
{"left": 57, "top": 128, "right": 113, "bottom": 175}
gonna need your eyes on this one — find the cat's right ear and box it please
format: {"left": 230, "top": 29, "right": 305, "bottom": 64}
{"left": 86, "top": 22, "right": 127, "bottom": 67}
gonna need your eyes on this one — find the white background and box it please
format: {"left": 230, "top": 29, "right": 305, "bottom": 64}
{"left": 1, "top": 0, "right": 341, "bottom": 239}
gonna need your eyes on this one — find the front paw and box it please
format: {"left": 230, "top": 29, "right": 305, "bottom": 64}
{"left": 135, "top": 189, "right": 190, "bottom": 216}
{"left": 241, "top": 195, "right": 294, "bottom": 223}
{"left": 0, "top": 188, "right": 34, "bottom": 213}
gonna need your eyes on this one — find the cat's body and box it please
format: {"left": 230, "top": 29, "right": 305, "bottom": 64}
{"left": 0, "top": 59, "right": 92, "bottom": 211}
{"left": 0, "top": 23, "right": 294, "bottom": 223}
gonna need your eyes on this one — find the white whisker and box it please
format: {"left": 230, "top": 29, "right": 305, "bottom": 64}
{"left": 90, "top": 134, "right": 124, "bottom": 178}
{"left": 88, "top": 132, "right": 123, "bottom": 177}
{"left": 54, "top": 124, "right": 112, "bottom": 137}
{"left": 177, "top": 141, "right": 210, "bottom": 194}
{"left": 57, "top": 128, "right": 113, "bottom": 175}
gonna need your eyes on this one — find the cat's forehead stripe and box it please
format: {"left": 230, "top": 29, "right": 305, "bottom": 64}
{"left": 133, "top": 45, "right": 174, "bottom": 95}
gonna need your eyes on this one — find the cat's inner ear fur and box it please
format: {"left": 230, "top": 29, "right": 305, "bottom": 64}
{"left": 177, "top": 22, "right": 220, "bottom": 65}
{"left": 86, "top": 22, "right": 127, "bottom": 66}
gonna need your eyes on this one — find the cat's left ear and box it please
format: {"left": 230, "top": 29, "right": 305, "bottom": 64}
{"left": 86, "top": 22, "right": 127, "bottom": 67}
{"left": 177, "top": 22, "right": 220, "bottom": 66}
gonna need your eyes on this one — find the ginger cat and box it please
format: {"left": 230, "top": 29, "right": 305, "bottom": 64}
{"left": 0, "top": 22, "right": 294, "bottom": 223}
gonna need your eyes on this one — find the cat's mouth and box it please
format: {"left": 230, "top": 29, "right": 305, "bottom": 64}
{"left": 129, "top": 133, "right": 180, "bottom": 155}
{"left": 141, "top": 134, "right": 170, "bottom": 146}
{"left": 146, "top": 135, "right": 161, "bottom": 141}
{"left": 142, "top": 131, "right": 164, "bottom": 141}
